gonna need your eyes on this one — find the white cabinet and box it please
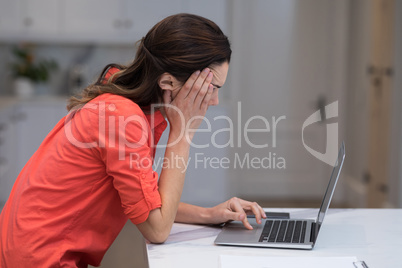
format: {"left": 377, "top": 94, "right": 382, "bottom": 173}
{"left": 0, "top": 0, "right": 227, "bottom": 44}
{"left": 0, "top": 0, "right": 60, "bottom": 39}
{"left": 124, "top": 0, "right": 182, "bottom": 37}
{"left": 61, "top": 0, "right": 183, "bottom": 42}
{"left": 0, "top": 1, "right": 21, "bottom": 36}
{"left": 61, "top": 0, "right": 122, "bottom": 36}
{"left": 119, "top": 0, "right": 227, "bottom": 40}
{"left": 0, "top": 98, "right": 67, "bottom": 208}
{"left": 13, "top": 102, "right": 66, "bottom": 174}
{"left": 181, "top": 0, "right": 228, "bottom": 33}
{"left": 20, "top": 0, "right": 61, "bottom": 35}
{"left": 0, "top": 106, "right": 17, "bottom": 208}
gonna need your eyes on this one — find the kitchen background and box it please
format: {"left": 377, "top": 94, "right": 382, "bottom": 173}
{"left": 0, "top": 0, "right": 401, "bottom": 211}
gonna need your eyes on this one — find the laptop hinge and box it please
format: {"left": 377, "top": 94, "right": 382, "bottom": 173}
{"left": 310, "top": 222, "right": 316, "bottom": 243}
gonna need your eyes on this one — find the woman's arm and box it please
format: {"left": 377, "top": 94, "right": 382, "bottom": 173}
{"left": 175, "top": 198, "right": 267, "bottom": 230}
{"left": 136, "top": 69, "right": 214, "bottom": 243}
{"left": 136, "top": 136, "right": 190, "bottom": 243}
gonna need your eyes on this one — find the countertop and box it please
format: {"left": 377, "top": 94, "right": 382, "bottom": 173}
{"left": 147, "top": 208, "right": 402, "bottom": 268}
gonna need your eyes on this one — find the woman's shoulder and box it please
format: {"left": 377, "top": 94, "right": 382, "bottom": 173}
{"left": 90, "top": 93, "right": 144, "bottom": 117}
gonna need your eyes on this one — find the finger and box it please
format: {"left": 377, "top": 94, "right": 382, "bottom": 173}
{"left": 200, "top": 85, "right": 213, "bottom": 111}
{"left": 252, "top": 202, "right": 267, "bottom": 219}
{"left": 240, "top": 199, "right": 267, "bottom": 224}
{"left": 236, "top": 199, "right": 262, "bottom": 224}
{"left": 249, "top": 202, "right": 263, "bottom": 224}
{"left": 260, "top": 206, "right": 267, "bottom": 219}
{"left": 231, "top": 199, "right": 253, "bottom": 230}
{"left": 224, "top": 202, "right": 245, "bottom": 222}
{"left": 186, "top": 68, "right": 210, "bottom": 101}
{"left": 176, "top": 70, "right": 200, "bottom": 100}
{"left": 195, "top": 71, "right": 213, "bottom": 107}
{"left": 226, "top": 210, "right": 245, "bottom": 224}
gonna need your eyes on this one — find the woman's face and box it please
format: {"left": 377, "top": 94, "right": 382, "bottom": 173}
{"left": 170, "top": 61, "right": 229, "bottom": 107}
{"left": 208, "top": 61, "right": 229, "bottom": 106}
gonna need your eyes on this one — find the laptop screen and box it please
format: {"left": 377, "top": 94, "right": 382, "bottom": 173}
{"left": 314, "top": 142, "right": 345, "bottom": 241}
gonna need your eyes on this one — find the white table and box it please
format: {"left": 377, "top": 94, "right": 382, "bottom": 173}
{"left": 147, "top": 208, "right": 402, "bottom": 268}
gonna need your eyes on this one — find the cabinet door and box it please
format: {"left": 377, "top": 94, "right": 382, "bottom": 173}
{"left": 0, "top": 107, "right": 17, "bottom": 207}
{"left": 13, "top": 102, "right": 67, "bottom": 177}
{"left": 0, "top": 0, "right": 22, "bottom": 36}
{"left": 62, "top": 0, "right": 123, "bottom": 36}
{"left": 21, "top": 0, "right": 60, "bottom": 35}
{"left": 124, "top": 0, "right": 182, "bottom": 37}
{"left": 0, "top": 102, "right": 67, "bottom": 207}
{"left": 180, "top": 0, "right": 227, "bottom": 33}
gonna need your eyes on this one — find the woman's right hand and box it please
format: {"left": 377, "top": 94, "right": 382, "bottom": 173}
{"left": 162, "top": 68, "right": 214, "bottom": 142}
{"left": 138, "top": 69, "right": 214, "bottom": 244}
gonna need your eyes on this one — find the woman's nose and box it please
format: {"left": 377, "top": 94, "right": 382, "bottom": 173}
{"left": 209, "top": 89, "right": 219, "bottom": 106}
{"left": 209, "top": 95, "right": 219, "bottom": 106}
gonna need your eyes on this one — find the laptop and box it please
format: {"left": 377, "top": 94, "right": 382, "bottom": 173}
{"left": 214, "top": 141, "right": 345, "bottom": 250}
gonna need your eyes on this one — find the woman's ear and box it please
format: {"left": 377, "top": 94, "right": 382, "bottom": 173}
{"left": 158, "top": 72, "right": 179, "bottom": 91}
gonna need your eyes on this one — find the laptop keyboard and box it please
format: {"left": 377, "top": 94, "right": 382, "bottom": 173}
{"left": 258, "top": 220, "right": 307, "bottom": 243}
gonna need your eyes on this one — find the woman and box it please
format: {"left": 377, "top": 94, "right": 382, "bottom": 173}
{"left": 0, "top": 14, "right": 266, "bottom": 267}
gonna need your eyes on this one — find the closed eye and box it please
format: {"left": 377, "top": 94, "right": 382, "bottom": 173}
{"left": 211, "top": 83, "right": 221, "bottom": 90}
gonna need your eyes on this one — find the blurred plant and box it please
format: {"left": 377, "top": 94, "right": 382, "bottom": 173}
{"left": 9, "top": 45, "right": 58, "bottom": 83}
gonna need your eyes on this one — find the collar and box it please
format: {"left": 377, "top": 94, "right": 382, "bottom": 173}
{"left": 145, "top": 110, "right": 167, "bottom": 147}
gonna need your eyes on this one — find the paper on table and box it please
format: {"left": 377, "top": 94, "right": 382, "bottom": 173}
{"left": 220, "top": 255, "right": 359, "bottom": 268}
{"left": 170, "top": 223, "right": 205, "bottom": 235}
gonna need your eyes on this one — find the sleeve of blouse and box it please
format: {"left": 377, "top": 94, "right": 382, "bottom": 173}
{"left": 99, "top": 100, "right": 162, "bottom": 225}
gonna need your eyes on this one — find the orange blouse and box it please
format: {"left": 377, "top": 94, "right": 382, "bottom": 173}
{"left": 0, "top": 92, "right": 167, "bottom": 267}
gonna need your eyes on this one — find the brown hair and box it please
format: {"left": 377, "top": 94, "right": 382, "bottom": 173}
{"left": 67, "top": 13, "right": 231, "bottom": 111}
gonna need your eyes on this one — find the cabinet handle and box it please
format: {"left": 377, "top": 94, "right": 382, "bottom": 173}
{"left": 24, "top": 17, "right": 33, "bottom": 27}
{"left": 362, "top": 171, "right": 371, "bottom": 184}
{"left": 377, "top": 183, "right": 388, "bottom": 194}
{"left": 124, "top": 19, "right": 133, "bottom": 29}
